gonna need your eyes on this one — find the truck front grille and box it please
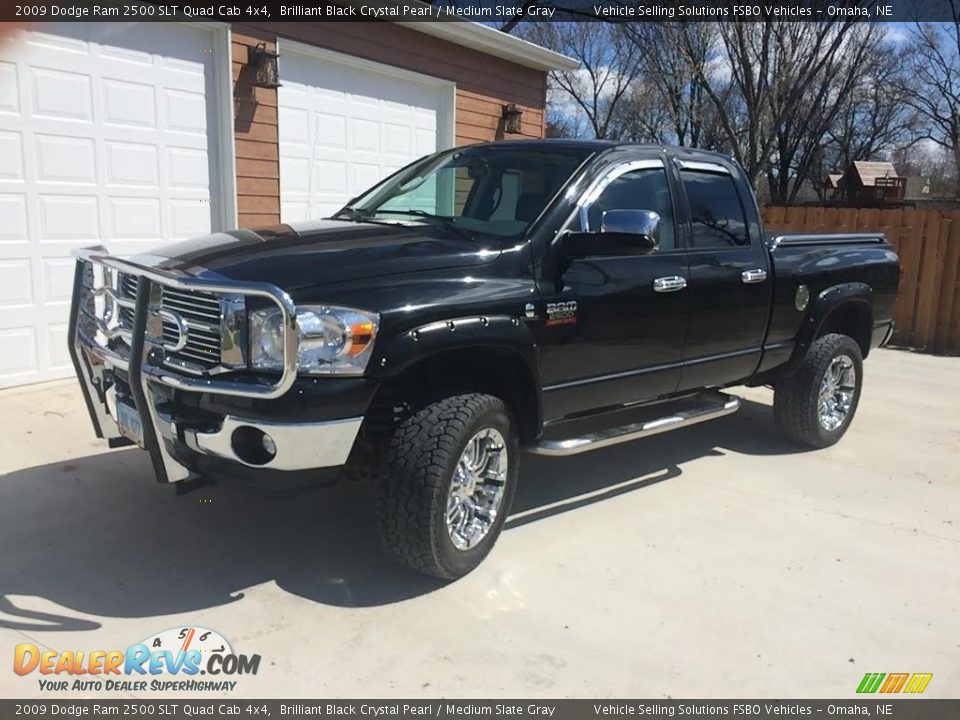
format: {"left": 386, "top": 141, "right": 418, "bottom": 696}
{"left": 115, "top": 272, "right": 231, "bottom": 373}
{"left": 160, "top": 287, "right": 222, "bottom": 370}
{"left": 118, "top": 273, "right": 138, "bottom": 330}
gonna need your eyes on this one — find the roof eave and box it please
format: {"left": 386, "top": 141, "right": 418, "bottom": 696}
{"left": 398, "top": 21, "right": 580, "bottom": 72}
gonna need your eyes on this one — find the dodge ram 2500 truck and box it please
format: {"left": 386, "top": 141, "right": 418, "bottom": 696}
{"left": 70, "top": 141, "right": 900, "bottom": 578}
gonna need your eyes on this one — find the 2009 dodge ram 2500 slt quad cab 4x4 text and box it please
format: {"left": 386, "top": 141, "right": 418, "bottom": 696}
{"left": 70, "top": 141, "right": 899, "bottom": 578}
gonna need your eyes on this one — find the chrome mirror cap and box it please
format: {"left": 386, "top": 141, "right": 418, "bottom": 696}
{"left": 601, "top": 209, "right": 661, "bottom": 242}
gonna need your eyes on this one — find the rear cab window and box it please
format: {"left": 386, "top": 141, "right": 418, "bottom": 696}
{"left": 678, "top": 168, "right": 750, "bottom": 249}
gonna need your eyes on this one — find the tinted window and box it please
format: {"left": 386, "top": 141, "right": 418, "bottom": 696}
{"left": 680, "top": 170, "right": 749, "bottom": 248}
{"left": 346, "top": 146, "right": 593, "bottom": 239}
{"left": 586, "top": 168, "right": 675, "bottom": 251}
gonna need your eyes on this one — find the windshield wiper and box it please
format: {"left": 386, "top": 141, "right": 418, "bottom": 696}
{"left": 330, "top": 207, "right": 411, "bottom": 229}
{"left": 373, "top": 210, "right": 475, "bottom": 241}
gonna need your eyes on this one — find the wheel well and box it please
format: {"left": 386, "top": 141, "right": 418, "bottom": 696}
{"left": 367, "top": 347, "right": 541, "bottom": 443}
{"left": 816, "top": 301, "right": 872, "bottom": 357}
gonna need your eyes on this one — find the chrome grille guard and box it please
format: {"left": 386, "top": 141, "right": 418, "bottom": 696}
{"left": 69, "top": 246, "right": 299, "bottom": 483}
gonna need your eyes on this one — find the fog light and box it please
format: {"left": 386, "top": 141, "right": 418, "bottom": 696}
{"left": 230, "top": 426, "right": 276, "bottom": 466}
{"left": 261, "top": 433, "right": 277, "bottom": 457}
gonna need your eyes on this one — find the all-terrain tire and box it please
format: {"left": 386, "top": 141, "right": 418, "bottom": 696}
{"left": 773, "top": 333, "right": 864, "bottom": 448}
{"left": 375, "top": 393, "right": 519, "bottom": 579}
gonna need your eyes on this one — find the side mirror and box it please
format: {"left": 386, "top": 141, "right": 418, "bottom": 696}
{"left": 601, "top": 209, "right": 660, "bottom": 240}
{"left": 560, "top": 209, "right": 660, "bottom": 260}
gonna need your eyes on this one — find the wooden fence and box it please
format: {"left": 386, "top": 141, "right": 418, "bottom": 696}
{"left": 762, "top": 206, "right": 960, "bottom": 355}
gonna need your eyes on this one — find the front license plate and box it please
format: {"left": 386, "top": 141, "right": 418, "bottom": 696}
{"left": 117, "top": 400, "right": 144, "bottom": 447}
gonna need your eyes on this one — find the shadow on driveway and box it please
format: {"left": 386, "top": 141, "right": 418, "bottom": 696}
{"left": 0, "top": 398, "right": 802, "bottom": 626}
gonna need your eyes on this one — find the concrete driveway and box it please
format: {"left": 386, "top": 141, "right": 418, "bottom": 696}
{"left": 0, "top": 348, "right": 957, "bottom": 699}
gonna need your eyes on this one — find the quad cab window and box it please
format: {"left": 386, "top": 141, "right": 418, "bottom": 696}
{"left": 680, "top": 169, "right": 750, "bottom": 248}
{"left": 582, "top": 167, "right": 675, "bottom": 251}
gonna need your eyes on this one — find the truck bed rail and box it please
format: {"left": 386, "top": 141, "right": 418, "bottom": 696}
{"left": 766, "top": 233, "right": 886, "bottom": 250}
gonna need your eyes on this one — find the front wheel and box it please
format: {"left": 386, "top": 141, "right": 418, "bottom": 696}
{"left": 376, "top": 393, "right": 518, "bottom": 579}
{"left": 774, "top": 333, "right": 864, "bottom": 448}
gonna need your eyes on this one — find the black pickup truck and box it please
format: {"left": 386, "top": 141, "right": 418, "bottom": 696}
{"left": 70, "top": 140, "right": 899, "bottom": 578}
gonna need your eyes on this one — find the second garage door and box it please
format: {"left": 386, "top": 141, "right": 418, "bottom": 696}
{"left": 277, "top": 43, "right": 454, "bottom": 222}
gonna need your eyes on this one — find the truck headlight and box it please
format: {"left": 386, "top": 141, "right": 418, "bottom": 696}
{"left": 249, "top": 305, "right": 379, "bottom": 376}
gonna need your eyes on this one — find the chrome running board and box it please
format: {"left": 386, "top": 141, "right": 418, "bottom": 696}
{"left": 530, "top": 391, "right": 741, "bottom": 457}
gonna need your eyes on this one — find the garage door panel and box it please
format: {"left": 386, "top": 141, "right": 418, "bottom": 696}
{"left": 165, "top": 89, "right": 207, "bottom": 135}
{"left": 167, "top": 147, "right": 210, "bottom": 189}
{"left": 0, "top": 259, "right": 32, "bottom": 307}
{"left": 101, "top": 78, "right": 156, "bottom": 128}
{"left": 318, "top": 114, "right": 347, "bottom": 149}
{"left": 0, "top": 131, "right": 24, "bottom": 181}
{"left": 279, "top": 46, "right": 451, "bottom": 222}
{"left": 37, "top": 196, "right": 100, "bottom": 241}
{"left": 0, "top": 194, "right": 28, "bottom": 240}
{"left": 352, "top": 118, "right": 380, "bottom": 152}
{"left": 34, "top": 134, "right": 98, "bottom": 184}
{"left": 0, "top": 22, "right": 225, "bottom": 387}
{"left": 0, "top": 61, "right": 19, "bottom": 112}
{"left": 169, "top": 199, "right": 211, "bottom": 240}
{"left": 45, "top": 322, "right": 72, "bottom": 373}
{"left": 104, "top": 141, "right": 159, "bottom": 187}
{"left": 279, "top": 105, "right": 309, "bottom": 146}
{"left": 0, "top": 327, "right": 38, "bottom": 380}
{"left": 40, "top": 258, "right": 75, "bottom": 305}
{"left": 107, "top": 197, "right": 163, "bottom": 242}
{"left": 351, "top": 164, "right": 382, "bottom": 195}
{"left": 30, "top": 67, "right": 94, "bottom": 122}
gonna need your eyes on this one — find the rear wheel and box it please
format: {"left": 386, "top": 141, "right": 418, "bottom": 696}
{"left": 774, "top": 333, "right": 863, "bottom": 448}
{"left": 375, "top": 393, "right": 518, "bottom": 579}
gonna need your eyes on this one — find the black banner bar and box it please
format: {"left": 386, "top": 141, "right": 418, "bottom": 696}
{"left": 2, "top": 0, "right": 959, "bottom": 23}
{"left": 1, "top": 700, "right": 959, "bottom": 720}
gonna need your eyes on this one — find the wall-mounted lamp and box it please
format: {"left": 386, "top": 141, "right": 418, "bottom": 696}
{"left": 249, "top": 43, "right": 281, "bottom": 89}
{"left": 502, "top": 103, "right": 523, "bottom": 134}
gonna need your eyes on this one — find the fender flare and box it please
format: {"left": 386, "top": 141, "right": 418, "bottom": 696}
{"left": 791, "top": 282, "right": 873, "bottom": 363}
{"left": 368, "top": 314, "right": 542, "bottom": 438}
{"left": 370, "top": 315, "right": 539, "bottom": 378}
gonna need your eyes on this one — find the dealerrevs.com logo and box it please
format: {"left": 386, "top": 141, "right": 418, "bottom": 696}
{"left": 13, "top": 626, "right": 260, "bottom": 693}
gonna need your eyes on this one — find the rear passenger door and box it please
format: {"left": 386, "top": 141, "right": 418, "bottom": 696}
{"left": 674, "top": 161, "right": 772, "bottom": 390}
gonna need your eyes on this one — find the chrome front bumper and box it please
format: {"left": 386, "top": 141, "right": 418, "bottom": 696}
{"left": 183, "top": 415, "right": 363, "bottom": 471}
{"left": 69, "top": 247, "right": 362, "bottom": 482}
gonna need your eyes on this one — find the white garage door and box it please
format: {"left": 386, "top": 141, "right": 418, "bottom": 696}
{"left": 278, "top": 43, "right": 454, "bottom": 222}
{"left": 0, "top": 23, "right": 232, "bottom": 388}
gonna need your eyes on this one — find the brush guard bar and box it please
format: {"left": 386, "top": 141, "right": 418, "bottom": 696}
{"left": 68, "top": 246, "right": 299, "bottom": 483}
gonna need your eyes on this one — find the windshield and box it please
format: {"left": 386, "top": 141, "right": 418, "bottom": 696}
{"left": 332, "top": 145, "right": 594, "bottom": 240}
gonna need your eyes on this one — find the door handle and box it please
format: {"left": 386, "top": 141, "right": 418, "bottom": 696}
{"left": 741, "top": 268, "right": 767, "bottom": 284}
{"left": 653, "top": 275, "right": 687, "bottom": 293}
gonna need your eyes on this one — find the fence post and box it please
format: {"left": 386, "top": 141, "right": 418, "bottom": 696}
{"left": 913, "top": 212, "right": 945, "bottom": 350}
{"left": 934, "top": 212, "right": 960, "bottom": 354}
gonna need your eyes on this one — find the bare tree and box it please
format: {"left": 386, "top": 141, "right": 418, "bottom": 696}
{"left": 903, "top": 11, "right": 960, "bottom": 196}
{"left": 522, "top": 22, "right": 644, "bottom": 140}
{"left": 768, "top": 25, "right": 891, "bottom": 203}
{"left": 826, "top": 41, "right": 914, "bottom": 172}
{"left": 679, "top": 20, "right": 881, "bottom": 201}
{"left": 514, "top": 10, "right": 920, "bottom": 204}
{"left": 623, "top": 23, "right": 726, "bottom": 148}
{"left": 608, "top": 79, "right": 674, "bottom": 144}
{"left": 892, "top": 143, "right": 959, "bottom": 198}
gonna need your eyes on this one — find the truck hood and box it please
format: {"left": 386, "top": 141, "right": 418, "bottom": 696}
{"left": 136, "top": 220, "right": 501, "bottom": 292}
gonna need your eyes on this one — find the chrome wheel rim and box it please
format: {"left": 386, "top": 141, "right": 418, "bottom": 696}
{"left": 818, "top": 354, "right": 857, "bottom": 431}
{"left": 445, "top": 427, "right": 508, "bottom": 551}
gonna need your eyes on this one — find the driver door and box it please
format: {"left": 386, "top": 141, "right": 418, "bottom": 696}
{"left": 538, "top": 159, "right": 689, "bottom": 420}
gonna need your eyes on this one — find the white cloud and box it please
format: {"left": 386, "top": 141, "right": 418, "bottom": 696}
{"left": 883, "top": 25, "right": 909, "bottom": 44}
